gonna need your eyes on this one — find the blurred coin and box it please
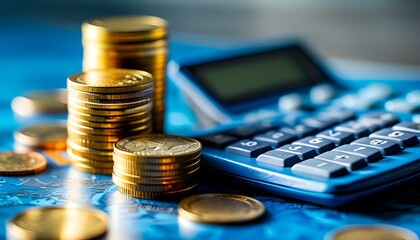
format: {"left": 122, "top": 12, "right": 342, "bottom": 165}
{"left": 324, "top": 224, "right": 419, "bottom": 240}
{"left": 7, "top": 206, "right": 108, "bottom": 240}
{"left": 178, "top": 194, "right": 265, "bottom": 224}
{"left": 67, "top": 69, "right": 153, "bottom": 94}
{"left": 11, "top": 89, "right": 67, "bottom": 116}
{"left": 14, "top": 122, "right": 67, "bottom": 150}
{"left": 0, "top": 151, "right": 47, "bottom": 175}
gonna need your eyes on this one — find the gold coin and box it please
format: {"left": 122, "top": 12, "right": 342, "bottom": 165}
{"left": 14, "top": 122, "right": 67, "bottom": 150}
{"left": 68, "top": 95, "right": 151, "bottom": 110}
{"left": 67, "top": 128, "right": 122, "bottom": 142}
{"left": 112, "top": 166, "right": 199, "bottom": 184}
{"left": 113, "top": 159, "right": 200, "bottom": 177}
{"left": 67, "top": 140, "right": 113, "bottom": 156}
{"left": 72, "top": 162, "right": 113, "bottom": 175}
{"left": 67, "top": 148, "right": 114, "bottom": 163}
{"left": 112, "top": 174, "right": 197, "bottom": 192}
{"left": 326, "top": 224, "right": 419, "bottom": 240}
{"left": 82, "top": 39, "right": 168, "bottom": 51}
{"left": 7, "top": 206, "right": 108, "bottom": 240}
{"left": 68, "top": 100, "right": 152, "bottom": 116}
{"left": 113, "top": 155, "right": 200, "bottom": 171}
{"left": 0, "top": 151, "right": 47, "bottom": 175}
{"left": 117, "top": 184, "right": 197, "bottom": 199}
{"left": 178, "top": 194, "right": 265, "bottom": 224}
{"left": 67, "top": 136, "right": 114, "bottom": 150}
{"left": 68, "top": 115, "right": 150, "bottom": 129}
{"left": 114, "top": 134, "right": 201, "bottom": 160}
{"left": 11, "top": 89, "right": 67, "bottom": 116}
{"left": 68, "top": 119, "right": 150, "bottom": 135}
{"left": 67, "top": 69, "right": 153, "bottom": 94}
{"left": 83, "top": 47, "right": 168, "bottom": 58}
{"left": 13, "top": 143, "right": 39, "bottom": 153}
{"left": 67, "top": 87, "right": 153, "bottom": 102}
{"left": 82, "top": 16, "right": 168, "bottom": 43}
{"left": 68, "top": 110, "right": 150, "bottom": 123}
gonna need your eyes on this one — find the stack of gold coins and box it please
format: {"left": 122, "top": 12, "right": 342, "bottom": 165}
{"left": 113, "top": 134, "right": 201, "bottom": 199}
{"left": 67, "top": 69, "right": 154, "bottom": 174}
{"left": 82, "top": 16, "right": 168, "bottom": 133}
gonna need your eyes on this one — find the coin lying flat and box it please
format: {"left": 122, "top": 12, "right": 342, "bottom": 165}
{"left": 324, "top": 224, "right": 419, "bottom": 240}
{"left": 14, "top": 122, "right": 67, "bottom": 150}
{"left": 11, "top": 89, "right": 67, "bottom": 116}
{"left": 7, "top": 206, "right": 108, "bottom": 240}
{"left": 0, "top": 152, "right": 47, "bottom": 175}
{"left": 178, "top": 194, "right": 265, "bottom": 224}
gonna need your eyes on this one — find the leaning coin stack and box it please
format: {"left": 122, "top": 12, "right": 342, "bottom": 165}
{"left": 67, "top": 69, "right": 154, "bottom": 174}
{"left": 113, "top": 134, "right": 201, "bottom": 199}
{"left": 82, "top": 15, "right": 168, "bottom": 133}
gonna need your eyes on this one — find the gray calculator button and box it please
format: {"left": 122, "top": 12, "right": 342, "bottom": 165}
{"left": 226, "top": 140, "right": 272, "bottom": 158}
{"left": 310, "top": 83, "right": 335, "bottom": 104}
{"left": 315, "top": 151, "right": 367, "bottom": 171}
{"left": 200, "top": 134, "right": 238, "bottom": 148}
{"left": 292, "top": 136, "right": 335, "bottom": 154}
{"left": 370, "top": 128, "right": 419, "bottom": 148}
{"left": 406, "top": 90, "right": 420, "bottom": 105}
{"left": 278, "top": 93, "right": 304, "bottom": 112}
{"left": 385, "top": 99, "right": 418, "bottom": 114}
{"left": 300, "top": 117, "right": 337, "bottom": 131}
{"left": 358, "top": 120, "right": 382, "bottom": 133}
{"left": 281, "top": 124, "right": 317, "bottom": 138}
{"left": 333, "top": 144, "right": 383, "bottom": 163}
{"left": 351, "top": 137, "right": 402, "bottom": 155}
{"left": 392, "top": 122, "right": 420, "bottom": 137}
{"left": 254, "top": 131, "right": 297, "bottom": 148}
{"left": 334, "top": 121, "right": 370, "bottom": 138}
{"left": 358, "top": 83, "right": 393, "bottom": 101}
{"left": 318, "top": 110, "right": 356, "bottom": 123}
{"left": 291, "top": 159, "right": 348, "bottom": 178}
{"left": 257, "top": 150, "right": 301, "bottom": 167}
{"left": 360, "top": 112, "right": 400, "bottom": 127}
{"left": 316, "top": 129, "right": 354, "bottom": 146}
{"left": 277, "top": 144, "right": 317, "bottom": 160}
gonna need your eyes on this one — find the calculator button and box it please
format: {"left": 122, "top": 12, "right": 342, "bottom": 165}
{"left": 358, "top": 120, "right": 382, "bottom": 133}
{"left": 406, "top": 90, "right": 420, "bottom": 104}
{"left": 358, "top": 83, "right": 393, "bottom": 102}
{"left": 333, "top": 144, "right": 383, "bottom": 163}
{"left": 309, "top": 83, "right": 335, "bottom": 104}
{"left": 291, "top": 159, "right": 348, "bottom": 178}
{"left": 292, "top": 137, "right": 335, "bottom": 154}
{"left": 256, "top": 150, "right": 301, "bottom": 167}
{"left": 334, "top": 121, "right": 370, "bottom": 138}
{"left": 385, "top": 99, "right": 419, "bottom": 113}
{"left": 278, "top": 93, "right": 304, "bottom": 112}
{"left": 351, "top": 137, "right": 402, "bottom": 155}
{"left": 359, "top": 112, "right": 400, "bottom": 127}
{"left": 226, "top": 126, "right": 260, "bottom": 138}
{"left": 392, "top": 122, "right": 420, "bottom": 137}
{"left": 300, "top": 117, "right": 337, "bottom": 131}
{"left": 318, "top": 110, "right": 356, "bottom": 123}
{"left": 280, "top": 124, "right": 317, "bottom": 138}
{"left": 277, "top": 144, "right": 317, "bottom": 160}
{"left": 225, "top": 140, "right": 272, "bottom": 158}
{"left": 316, "top": 129, "right": 354, "bottom": 146}
{"left": 369, "top": 128, "right": 419, "bottom": 148}
{"left": 253, "top": 131, "right": 297, "bottom": 148}
{"left": 200, "top": 134, "right": 238, "bottom": 148}
{"left": 315, "top": 151, "right": 367, "bottom": 171}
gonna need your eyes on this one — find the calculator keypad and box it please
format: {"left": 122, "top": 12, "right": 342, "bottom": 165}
{"left": 225, "top": 140, "right": 271, "bottom": 157}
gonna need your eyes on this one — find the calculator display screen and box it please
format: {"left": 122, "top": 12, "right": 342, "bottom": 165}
{"left": 183, "top": 46, "right": 331, "bottom": 108}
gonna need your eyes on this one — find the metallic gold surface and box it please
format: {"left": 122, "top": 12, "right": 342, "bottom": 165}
{"left": 178, "top": 194, "right": 265, "bottom": 224}
{"left": 11, "top": 89, "right": 67, "bottom": 116}
{"left": 0, "top": 152, "right": 47, "bottom": 176}
{"left": 14, "top": 122, "right": 67, "bottom": 150}
{"left": 329, "top": 225, "right": 419, "bottom": 240}
{"left": 117, "top": 184, "right": 197, "bottom": 199}
{"left": 7, "top": 206, "right": 108, "bottom": 240}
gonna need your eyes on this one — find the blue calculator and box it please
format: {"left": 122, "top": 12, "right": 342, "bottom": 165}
{"left": 168, "top": 40, "right": 420, "bottom": 207}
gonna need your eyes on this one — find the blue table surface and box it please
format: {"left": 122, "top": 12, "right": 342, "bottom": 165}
{"left": 0, "top": 19, "right": 419, "bottom": 240}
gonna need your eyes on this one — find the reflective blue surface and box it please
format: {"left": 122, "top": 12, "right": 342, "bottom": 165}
{"left": 0, "top": 20, "right": 419, "bottom": 239}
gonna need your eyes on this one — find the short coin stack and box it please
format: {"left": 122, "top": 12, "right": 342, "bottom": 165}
{"left": 82, "top": 15, "right": 168, "bottom": 133}
{"left": 67, "top": 69, "right": 154, "bottom": 174}
{"left": 113, "top": 134, "right": 201, "bottom": 199}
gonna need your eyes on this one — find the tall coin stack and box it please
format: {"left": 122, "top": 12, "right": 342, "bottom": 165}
{"left": 82, "top": 16, "right": 168, "bottom": 133}
{"left": 67, "top": 69, "right": 154, "bottom": 174}
{"left": 113, "top": 134, "right": 201, "bottom": 199}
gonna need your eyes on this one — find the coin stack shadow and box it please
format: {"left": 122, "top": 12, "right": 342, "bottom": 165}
{"left": 112, "top": 134, "right": 201, "bottom": 199}
{"left": 82, "top": 16, "right": 168, "bottom": 133}
{"left": 66, "top": 69, "right": 154, "bottom": 174}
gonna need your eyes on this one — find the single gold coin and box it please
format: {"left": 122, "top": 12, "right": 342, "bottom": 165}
{"left": 112, "top": 174, "right": 197, "bottom": 192}
{"left": 68, "top": 96, "right": 151, "bottom": 110}
{"left": 68, "top": 120, "right": 150, "bottom": 136}
{"left": 7, "top": 206, "right": 108, "bottom": 240}
{"left": 114, "top": 134, "right": 201, "bottom": 160}
{"left": 82, "top": 15, "right": 168, "bottom": 43}
{"left": 178, "top": 194, "right": 265, "bottom": 224}
{"left": 325, "top": 224, "right": 419, "bottom": 240}
{"left": 68, "top": 115, "right": 150, "bottom": 129}
{"left": 117, "top": 184, "right": 197, "bottom": 199}
{"left": 67, "top": 69, "right": 153, "bottom": 93}
{"left": 112, "top": 167, "right": 199, "bottom": 185}
{"left": 68, "top": 109, "right": 150, "bottom": 123}
{"left": 82, "top": 38, "right": 168, "bottom": 51}
{"left": 68, "top": 101, "right": 152, "bottom": 116}
{"left": 67, "top": 140, "right": 113, "bottom": 156}
{"left": 0, "top": 152, "right": 47, "bottom": 176}
{"left": 113, "top": 157, "right": 200, "bottom": 173}
{"left": 11, "top": 89, "right": 67, "bottom": 116}
{"left": 67, "top": 87, "right": 153, "bottom": 102}
{"left": 14, "top": 122, "right": 67, "bottom": 150}
{"left": 67, "top": 148, "right": 114, "bottom": 165}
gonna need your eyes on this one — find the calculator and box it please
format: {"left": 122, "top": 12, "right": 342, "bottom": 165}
{"left": 168, "top": 40, "right": 420, "bottom": 207}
